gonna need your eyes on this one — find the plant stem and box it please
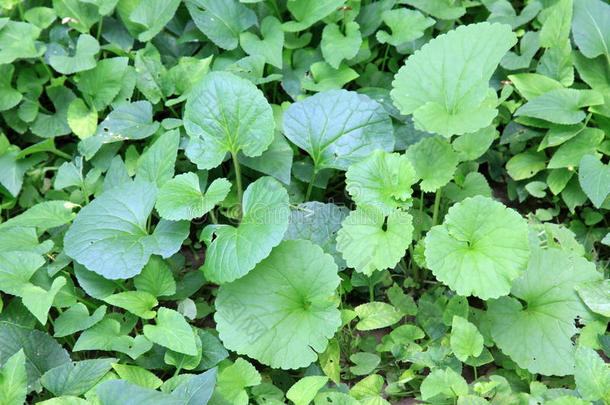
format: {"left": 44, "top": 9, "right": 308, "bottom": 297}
{"left": 209, "top": 210, "right": 218, "bottom": 224}
{"left": 380, "top": 44, "right": 390, "bottom": 71}
{"left": 305, "top": 168, "right": 317, "bottom": 201}
{"left": 51, "top": 148, "right": 72, "bottom": 160}
{"left": 38, "top": 56, "right": 54, "bottom": 81}
{"left": 231, "top": 152, "right": 243, "bottom": 219}
{"left": 431, "top": 188, "right": 442, "bottom": 226}
{"left": 473, "top": 364, "right": 478, "bottom": 381}
{"left": 17, "top": 3, "right": 25, "bottom": 20}
{"left": 369, "top": 283, "right": 375, "bottom": 302}
{"left": 96, "top": 16, "right": 103, "bottom": 41}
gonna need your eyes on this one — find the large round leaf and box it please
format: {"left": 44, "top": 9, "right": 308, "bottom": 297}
{"left": 282, "top": 90, "right": 394, "bottom": 171}
{"left": 201, "top": 176, "right": 289, "bottom": 284}
{"left": 424, "top": 196, "right": 529, "bottom": 299}
{"left": 391, "top": 22, "right": 517, "bottom": 137}
{"left": 184, "top": 71, "right": 275, "bottom": 169}
{"left": 346, "top": 150, "right": 418, "bottom": 215}
{"left": 64, "top": 181, "right": 189, "bottom": 279}
{"left": 488, "top": 246, "right": 602, "bottom": 376}
{"left": 215, "top": 239, "right": 341, "bottom": 369}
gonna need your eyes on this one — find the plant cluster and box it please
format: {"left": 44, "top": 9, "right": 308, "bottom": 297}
{"left": 0, "top": 0, "right": 609, "bottom": 404}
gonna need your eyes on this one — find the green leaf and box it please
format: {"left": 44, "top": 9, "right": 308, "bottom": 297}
{"left": 452, "top": 126, "right": 497, "bottom": 161}
{"left": 539, "top": 0, "right": 572, "bottom": 48}
{"left": 213, "top": 358, "right": 260, "bottom": 405}
{"left": 98, "top": 100, "right": 159, "bottom": 141}
{"left": 506, "top": 150, "right": 547, "bottom": 181}
{"left": 578, "top": 154, "right": 610, "bottom": 208}
{"left": 143, "top": 307, "right": 197, "bottom": 356}
{"left": 237, "top": 131, "right": 293, "bottom": 185}
{"left": 349, "top": 353, "right": 381, "bottom": 376}
{"left": 336, "top": 206, "right": 413, "bottom": 276}
{"left": 184, "top": 72, "right": 274, "bottom": 170}
{"left": 156, "top": 174, "right": 231, "bottom": 221}
{"left": 133, "top": 256, "right": 176, "bottom": 297}
{"left": 420, "top": 368, "right": 468, "bottom": 402}
{"left": 0, "top": 21, "right": 42, "bottom": 64}
{"left": 96, "top": 379, "right": 183, "bottom": 405}
{"left": 49, "top": 34, "right": 100, "bottom": 75}
{"left": 67, "top": 98, "right": 97, "bottom": 140}
{"left": 301, "top": 62, "right": 359, "bottom": 92}
{"left": 21, "top": 277, "right": 67, "bottom": 325}
{"left": 104, "top": 291, "right": 158, "bottom": 319}
{"left": 74, "top": 318, "right": 152, "bottom": 360}
{"left": 73, "top": 264, "right": 116, "bottom": 300}
{"left": 376, "top": 8, "right": 434, "bottom": 46}
{"left": 77, "top": 57, "right": 129, "bottom": 111}
{"left": 349, "top": 374, "right": 384, "bottom": 400}
{"left": 508, "top": 73, "right": 564, "bottom": 100}
{"left": 321, "top": 22, "right": 362, "bottom": 69}
{"left": 424, "top": 196, "right": 530, "bottom": 299}
{"left": 53, "top": 303, "right": 106, "bottom": 338}
{"left": 406, "top": 136, "right": 458, "bottom": 192}
{"left": 111, "top": 363, "right": 162, "bottom": 389}
{"left": 450, "top": 316, "right": 484, "bottom": 362}
{"left": 64, "top": 181, "right": 188, "bottom": 279}
{"left": 37, "top": 396, "right": 92, "bottom": 405}
{"left": 391, "top": 23, "right": 517, "bottom": 137}
{"left": 488, "top": 246, "right": 602, "bottom": 376}
{"left": 31, "top": 86, "right": 75, "bottom": 138}
{"left": 202, "top": 176, "right": 289, "bottom": 284}
{"left": 575, "top": 279, "right": 610, "bottom": 317}
{"left": 548, "top": 128, "right": 604, "bottom": 169}
{"left": 0, "top": 323, "right": 70, "bottom": 393}
{"left": 345, "top": 150, "right": 418, "bottom": 215}
{"left": 0, "top": 201, "right": 76, "bottom": 232}
{"left": 0, "top": 65, "right": 22, "bottom": 112}
{"left": 239, "top": 16, "right": 284, "bottom": 69}
{"left": 134, "top": 44, "right": 171, "bottom": 105}
{"left": 514, "top": 89, "right": 603, "bottom": 124}
{"left": 572, "top": 0, "right": 610, "bottom": 59}
{"left": 215, "top": 240, "right": 341, "bottom": 369}
{"left": 24, "top": 7, "right": 57, "bottom": 29}
{"left": 171, "top": 368, "right": 217, "bottom": 405}
{"left": 283, "top": 0, "right": 344, "bottom": 32}
{"left": 283, "top": 90, "right": 393, "bottom": 171}
{"left": 401, "top": 0, "right": 466, "bottom": 19}
{"left": 135, "top": 130, "right": 179, "bottom": 188}
{"left": 287, "top": 376, "right": 329, "bottom": 405}
{"left": 354, "top": 302, "right": 402, "bottom": 331}
{"left": 52, "top": 0, "right": 98, "bottom": 32}
{"left": 0, "top": 349, "right": 26, "bottom": 405}
{"left": 129, "top": 0, "right": 180, "bottom": 42}
{"left": 40, "top": 358, "right": 115, "bottom": 397}
{"left": 0, "top": 252, "right": 45, "bottom": 296}
{"left": 186, "top": 0, "right": 256, "bottom": 50}
{"left": 574, "top": 345, "right": 610, "bottom": 402}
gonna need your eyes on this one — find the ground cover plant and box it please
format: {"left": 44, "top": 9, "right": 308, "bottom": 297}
{"left": 0, "top": 0, "right": 609, "bottom": 404}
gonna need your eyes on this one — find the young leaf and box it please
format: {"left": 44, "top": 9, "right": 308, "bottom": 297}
{"left": 420, "top": 368, "right": 468, "bottom": 402}
{"left": 514, "top": 89, "right": 603, "bottom": 124}
{"left": 21, "top": 277, "right": 67, "bottom": 325}
{"left": 282, "top": 90, "right": 394, "bottom": 171}
{"left": 133, "top": 256, "right": 176, "bottom": 298}
{"left": 171, "top": 368, "right": 217, "bottom": 405}
{"left": 488, "top": 246, "right": 602, "bottom": 376}
{"left": 143, "top": 307, "right": 197, "bottom": 356}
{"left": 0, "top": 21, "right": 42, "bottom": 64}
{"left": 213, "top": 358, "right": 260, "bottom": 405}
{"left": 48, "top": 34, "right": 100, "bottom": 75}
{"left": 286, "top": 376, "right": 329, "bottom": 405}
{"left": 424, "top": 196, "right": 529, "bottom": 299}
{"left": 406, "top": 136, "right": 458, "bottom": 192}
{"left": 391, "top": 22, "right": 517, "bottom": 137}
{"left": 321, "top": 22, "right": 362, "bottom": 69}
{"left": 103, "top": 291, "right": 158, "bottom": 319}
{"left": 74, "top": 318, "right": 152, "bottom": 360}
{"left": 345, "top": 150, "right": 418, "bottom": 215}
{"left": 40, "top": 358, "right": 115, "bottom": 397}
{"left": 376, "top": 8, "right": 434, "bottom": 46}
{"left": 111, "top": 363, "right": 162, "bottom": 389}
{"left": 215, "top": 240, "right": 341, "bottom": 369}
{"left": 354, "top": 302, "right": 403, "bottom": 331}
{"left": 0, "top": 251, "right": 45, "bottom": 296}
{"left": 135, "top": 130, "right": 179, "bottom": 188}
{"left": 578, "top": 154, "right": 610, "bottom": 208}
{"left": 336, "top": 206, "right": 413, "bottom": 276}
{"left": 156, "top": 174, "right": 230, "bottom": 221}
{"left": 282, "top": 0, "right": 344, "bottom": 32}
{"left": 76, "top": 57, "right": 130, "bottom": 111}
{"left": 184, "top": 72, "right": 274, "bottom": 169}
{"left": 201, "top": 176, "right": 289, "bottom": 284}
{"left": 450, "top": 316, "right": 484, "bottom": 362}
{"left": 239, "top": 16, "right": 284, "bottom": 69}
{"left": 0, "top": 349, "right": 27, "bottom": 405}
{"left": 53, "top": 303, "right": 106, "bottom": 338}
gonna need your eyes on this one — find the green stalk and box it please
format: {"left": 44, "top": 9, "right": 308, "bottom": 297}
{"left": 96, "top": 15, "right": 103, "bottom": 41}
{"left": 209, "top": 210, "right": 218, "bottom": 224}
{"left": 431, "top": 188, "right": 442, "bottom": 226}
{"left": 473, "top": 364, "right": 478, "bottom": 381}
{"left": 305, "top": 168, "right": 317, "bottom": 201}
{"left": 232, "top": 152, "right": 243, "bottom": 219}
{"left": 369, "top": 283, "right": 375, "bottom": 302}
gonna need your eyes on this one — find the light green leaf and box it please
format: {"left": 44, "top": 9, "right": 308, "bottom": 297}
{"left": 391, "top": 23, "right": 517, "bottom": 137}
{"left": 237, "top": 131, "right": 293, "bottom": 185}
{"left": 53, "top": 304, "right": 106, "bottom": 338}
{"left": 170, "top": 368, "right": 217, "bottom": 405}
{"left": 74, "top": 318, "right": 152, "bottom": 360}
{"left": 104, "top": 291, "right": 158, "bottom": 319}
{"left": 134, "top": 44, "right": 170, "bottom": 105}
{"left": 164, "top": 334, "right": 202, "bottom": 371}
{"left": 0, "top": 65, "right": 22, "bottom": 112}
{"left": 31, "top": 86, "right": 75, "bottom": 138}
{"left": 283, "top": 90, "right": 393, "bottom": 171}
{"left": 401, "top": 0, "right": 466, "bottom": 20}
{"left": 578, "top": 154, "right": 610, "bottom": 208}
{"left": 506, "top": 150, "right": 547, "bottom": 181}
{"left": 287, "top": 376, "right": 329, "bottom": 405}
{"left": 539, "top": 0, "right": 572, "bottom": 48}
{"left": 283, "top": 0, "right": 344, "bottom": 32}
{"left": 21, "top": 277, "right": 67, "bottom": 325}
{"left": 548, "top": 128, "right": 604, "bottom": 169}
{"left": 452, "top": 126, "right": 497, "bottom": 161}
{"left": 349, "top": 353, "right": 381, "bottom": 376}
{"left": 202, "top": 176, "right": 289, "bottom": 284}
{"left": 514, "top": 89, "right": 603, "bottom": 124}
{"left": 321, "top": 21, "right": 362, "bottom": 69}
{"left": 36, "top": 396, "right": 92, "bottom": 405}
{"left": 0, "top": 252, "right": 45, "bottom": 296}
{"left": 0, "top": 20, "right": 42, "bottom": 64}
{"left": 508, "top": 73, "right": 564, "bottom": 100}
{"left": 133, "top": 256, "right": 176, "bottom": 297}
{"left": 213, "top": 358, "right": 260, "bottom": 405}
{"left": 336, "top": 206, "right": 413, "bottom": 276}
{"left": 215, "top": 240, "right": 341, "bottom": 369}
{"left": 350, "top": 374, "right": 384, "bottom": 400}
{"left": 97, "top": 101, "right": 159, "bottom": 141}
{"left": 376, "top": 8, "right": 434, "bottom": 46}
{"left": 77, "top": 57, "right": 129, "bottom": 111}
{"left": 450, "top": 316, "right": 484, "bottom": 362}
{"left": 0, "top": 349, "right": 26, "bottom": 405}
{"left": 444, "top": 172, "right": 492, "bottom": 202}
{"left": 73, "top": 264, "right": 116, "bottom": 300}
{"left": 23, "top": 7, "right": 57, "bottom": 29}
{"left": 143, "top": 307, "right": 197, "bottom": 356}
{"left": 301, "top": 62, "right": 359, "bottom": 92}
{"left": 130, "top": 0, "right": 180, "bottom": 42}
{"left": 64, "top": 181, "right": 188, "bottom": 279}
{"left": 67, "top": 99, "right": 97, "bottom": 140}
{"left": 572, "top": 0, "right": 610, "bottom": 59}
{"left": 354, "top": 302, "right": 403, "bottom": 331}
{"left": 488, "top": 246, "right": 602, "bottom": 375}
{"left": 186, "top": 0, "right": 256, "bottom": 50}
{"left": 184, "top": 72, "right": 274, "bottom": 170}
{"left": 575, "top": 279, "right": 610, "bottom": 317}
{"left": 156, "top": 174, "right": 231, "bottom": 221}
{"left": 49, "top": 34, "right": 100, "bottom": 75}
{"left": 135, "top": 130, "right": 179, "bottom": 188}
{"left": 406, "top": 136, "right": 458, "bottom": 192}
{"left": 96, "top": 379, "right": 183, "bottom": 405}
{"left": 574, "top": 345, "right": 610, "bottom": 402}
{"left": 424, "top": 196, "right": 530, "bottom": 299}
{"left": 239, "top": 16, "right": 284, "bottom": 69}
{"left": 420, "top": 368, "right": 468, "bottom": 402}
{"left": 0, "top": 201, "right": 76, "bottom": 233}
{"left": 40, "top": 358, "right": 115, "bottom": 397}
{"left": 111, "top": 363, "right": 162, "bottom": 389}
{"left": 345, "top": 150, "right": 418, "bottom": 215}
{"left": 52, "top": 0, "right": 98, "bottom": 32}
{"left": 501, "top": 31, "right": 541, "bottom": 70}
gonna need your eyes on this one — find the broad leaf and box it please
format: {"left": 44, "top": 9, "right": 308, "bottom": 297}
{"left": 514, "top": 89, "right": 603, "bottom": 125}
{"left": 354, "top": 302, "right": 403, "bottom": 331}
{"left": 376, "top": 8, "right": 434, "bottom": 46}
{"left": 111, "top": 363, "right": 162, "bottom": 389}
{"left": 572, "top": 0, "right": 610, "bottom": 59}
{"left": 135, "top": 130, "right": 179, "bottom": 188}
{"left": 48, "top": 34, "right": 100, "bottom": 75}
{"left": 287, "top": 376, "right": 329, "bottom": 405}
{"left": 321, "top": 22, "right": 362, "bottom": 69}
{"left": 133, "top": 256, "right": 176, "bottom": 297}
{"left": 424, "top": 196, "right": 530, "bottom": 299}
{"left": 578, "top": 154, "right": 610, "bottom": 208}
{"left": 40, "top": 358, "right": 115, "bottom": 397}
{"left": 450, "top": 316, "right": 483, "bottom": 362}
{"left": 96, "top": 379, "right": 183, "bottom": 405}
{"left": 391, "top": 22, "right": 517, "bottom": 137}
{"left": 53, "top": 304, "right": 106, "bottom": 338}
{"left": 575, "top": 279, "right": 610, "bottom": 317}
{"left": 201, "top": 176, "right": 289, "bottom": 284}
{"left": 282, "top": 90, "right": 394, "bottom": 171}
{"left": 171, "top": 368, "right": 217, "bottom": 405}
{"left": 212, "top": 358, "right": 260, "bottom": 405}
{"left": 104, "top": 291, "right": 158, "bottom": 319}
{"left": 143, "top": 307, "right": 197, "bottom": 356}
{"left": 0, "top": 349, "right": 26, "bottom": 405}
{"left": 239, "top": 16, "right": 283, "bottom": 69}
{"left": 574, "top": 345, "right": 610, "bottom": 402}
{"left": 215, "top": 240, "right": 341, "bottom": 369}
{"left": 184, "top": 72, "right": 275, "bottom": 169}
{"left": 406, "top": 136, "right": 458, "bottom": 192}
{"left": 283, "top": 0, "right": 344, "bottom": 32}
{"left": 488, "top": 246, "right": 602, "bottom": 375}
{"left": 0, "top": 21, "right": 42, "bottom": 64}
{"left": 129, "top": 0, "right": 180, "bottom": 42}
